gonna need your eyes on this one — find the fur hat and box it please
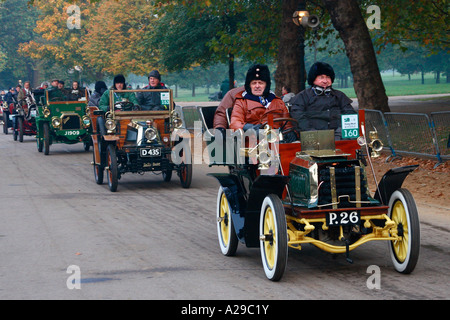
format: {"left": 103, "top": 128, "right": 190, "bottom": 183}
{"left": 307, "top": 62, "right": 335, "bottom": 86}
{"left": 245, "top": 64, "right": 271, "bottom": 97}
{"left": 148, "top": 70, "right": 161, "bottom": 81}
{"left": 113, "top": 74, "right": 126, "bottom": 84}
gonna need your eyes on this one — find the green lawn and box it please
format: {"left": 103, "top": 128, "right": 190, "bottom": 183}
{"left": 172, "top": 72, "right": 450, "bottom": 101}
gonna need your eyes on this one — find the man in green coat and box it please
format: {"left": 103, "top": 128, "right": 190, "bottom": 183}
{"left": 98, "top": 74, "right": 139, "bottom": 112}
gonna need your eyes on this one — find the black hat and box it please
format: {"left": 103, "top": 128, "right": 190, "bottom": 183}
{"left": 307, "top": 62, "right": 335, "bottom": 86}
{"left": 95, "top": 81, "right": 107, "bottom": 93}
{"left": 113, "top": 74, "right": 126, "bottom": 84}
{"left": 148, "top": 70, "right": 161, "bottom": 81}
{"left": 245, "top": 64, "right": 271, "bottom": 97}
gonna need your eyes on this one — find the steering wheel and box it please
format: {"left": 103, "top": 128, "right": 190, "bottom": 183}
{"left": 115, "top": 101, "right": 134, "bottom": 111}
{"left": 261, "top": 117, "right": 298, "bottom": 143}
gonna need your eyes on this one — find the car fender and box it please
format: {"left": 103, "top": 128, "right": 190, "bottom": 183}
{"left": 374, "top": 165, "right": 418, "bottom": 205}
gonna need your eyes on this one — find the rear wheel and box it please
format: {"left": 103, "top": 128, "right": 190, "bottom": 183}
{"left": 260, "top": 194, "right": 288, "bottom": 281}
{"left": 388, "top": 189, "right": 420, "bottom": 274}
{"left": 179, "top": 162, "right": 192, "bottom": 188}
{"left": 216, "top": 187, "right": 238, "bottom": 256}
{"left": 106, "top": 144, "right": 118, "bottom": 192}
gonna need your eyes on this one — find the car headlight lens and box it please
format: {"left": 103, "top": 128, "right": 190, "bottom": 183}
{"left": 145, "top": 127, "right": 158, "bottom": 141}
{"left": 82, "top": 115, "right": 91, "bottom": 128}
{"left": 51, "top": 117, "right": 61, "bottom": 128}
{"left": 105, "top": 119, "right": 116, "bottom": 132}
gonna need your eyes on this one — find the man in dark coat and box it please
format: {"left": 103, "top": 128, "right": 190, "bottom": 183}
{"left": 136, "top": 70, "right": 169, "bottom": 110}
{"left": 290, "top": 62, "right": 356, "bottom": 140}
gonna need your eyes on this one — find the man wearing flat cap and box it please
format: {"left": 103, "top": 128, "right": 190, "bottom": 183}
{"left": 290, "top": 61, "right": 356, "bottom": 140}
{"left": 136, "top": 70, "right": 169, "bottom": 111}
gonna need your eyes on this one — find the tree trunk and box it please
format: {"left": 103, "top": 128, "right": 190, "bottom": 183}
{"left": 274, "top": 0, "right": 304, "bottom": 96}
{"left": 322, "top": 0, "right": 390, "bottom": 112}
{"left": 228, "top": 53, "right": 235, "bottom": 91}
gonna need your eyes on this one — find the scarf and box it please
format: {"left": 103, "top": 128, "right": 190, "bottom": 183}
{"left": 242, "top": 91, "right": 276, "bottom": 107}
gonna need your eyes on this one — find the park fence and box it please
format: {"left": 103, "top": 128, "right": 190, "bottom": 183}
{"left": 176, "top": 106, "right": 449, "bottom": 165}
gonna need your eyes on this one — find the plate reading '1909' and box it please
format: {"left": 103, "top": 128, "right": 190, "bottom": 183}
{"left": 326, "top": 211, "right": 360, "bottom": 226}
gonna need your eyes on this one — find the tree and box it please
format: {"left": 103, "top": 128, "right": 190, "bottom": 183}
{"left": 322, "top": 0, "right": 389, "bottom": 112}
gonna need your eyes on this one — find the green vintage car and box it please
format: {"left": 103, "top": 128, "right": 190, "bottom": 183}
{"left": 35, "top": 89, "right": 92, "bottom": 155}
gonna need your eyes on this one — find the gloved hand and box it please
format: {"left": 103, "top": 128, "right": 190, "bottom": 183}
{"left": 283, "top": 130, "right": 298, "bottom": 143}
{"left": 243, "top": 123, "right": 261, "bottom": 132}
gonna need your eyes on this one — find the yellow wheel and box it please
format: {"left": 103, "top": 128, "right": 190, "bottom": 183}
{"left": 216, "top": 187, "right": 238, "bottom": 256}
{"left": 260, "top": 194, "right": 288, "bottom": 281}
{"left": 388, "top": 189, "right": 420, "bottom": 274}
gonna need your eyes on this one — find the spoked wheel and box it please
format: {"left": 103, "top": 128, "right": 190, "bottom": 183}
{"left": 37, "top": 136, "right": 43, "bottom": 152}
{"left": 388, "top": 189, "right": 420, "bottom": 274}
{"left": 106, "top": 144, "right": 118, "bottom": 192}
{"left": 3, "top": 113, "right": 8, "bottom": 134}
{"left": 178, "top": 149, "right": 192, "bottom": 188}
{"left": 18, "top": 117, "right": 24, "bottom": 142}
{"left": 216, "top": 187, "right": 238, "bottom": 256}
{"left": 13, "top": 119, "right": 17, "bottom": 141}
{"left": 93, "top": 147, "right": 104, "bottom": 185}
{"left": 259, "top": 194, "right": 288, "bottom": 281}
{"left": 43, "top": 122, "right": 50, "bottom": 155}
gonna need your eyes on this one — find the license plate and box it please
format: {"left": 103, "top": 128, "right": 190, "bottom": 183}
{"left": 140, "top": 147, "right": 161, "bottom": 157}
{"left": 326, "top": 211, "right": 360, "bottom": 226}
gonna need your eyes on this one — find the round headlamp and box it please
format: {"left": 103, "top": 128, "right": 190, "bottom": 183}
{"left": 105, "top": 119, "right": 116, "bottom": 132}
{"left": 145, "top": 127, "right": 158, "bottom": 141}
{"left": 51, "top": 117, "right": 61, "bottom": 128}
{"left": 82, "top": 115, "right": 91, "bottom": 128}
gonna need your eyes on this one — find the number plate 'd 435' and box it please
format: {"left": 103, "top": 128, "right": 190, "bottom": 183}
{"left": 140, "top": 147, "right": 161, "bottom": 157}
{"left": 326, "top": 211, "right": 360, "bottom": 226}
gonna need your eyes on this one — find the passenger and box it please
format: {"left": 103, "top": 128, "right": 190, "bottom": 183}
{"left": 49, "top": 80, "right": 68, "bottom": 101}
{"left": 136, "top": 70, "right": 168, "bottom": 110}
{"left": 290, "top": 62, "right": 356, "bottom": 140}
{"left": 88, "top": 81, "right": 107, "bottom": 107}
{"left": 230, "top": 64, "right": 298, "bottom": 142}
{"left": 98, "top": 74, "right": 139, "bottom": 112}
{"left": 213, "top": 85, "right": 244, "bottom": 130}
{"left": 281, "top": 85, "right": 295, "bottom": 104}
{"left": 67, "top": 81, "right": 84, "bottom": 101}
{"left": 17, "top": 81, "right": 34, "bottom": 108}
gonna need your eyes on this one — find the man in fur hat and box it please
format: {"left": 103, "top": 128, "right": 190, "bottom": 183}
{"left": 230, "top": 64, "right": 297, "bottom": 142}
{"left": 98, "top": 74, "right": 139, "bottom": 112}
{"left": 290, "top": 61, "right": 356, "bottom": 140}
{"left": 136, "top": 70, "right": 169, "bottom": 111}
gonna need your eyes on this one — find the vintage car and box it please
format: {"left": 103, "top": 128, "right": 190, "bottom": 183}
{"left": 2, "top": 98, "right": 15, "bottom": 134}
{"left": 89, "top": 89, "right": 192, "bottom": 192}
{"left": 11, "top": 90, "right": 45, "bottom": 142}
{"left": 35, "top": 89, "right": 92, "bottom": 155}
{"left": 201, "top": 108, "right": 420, "bottom": 281}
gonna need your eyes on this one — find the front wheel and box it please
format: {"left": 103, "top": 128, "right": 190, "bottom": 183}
{"left": 260, "top": 194, "right": 288, "bottom": 281}
{"left": 388, "top": 189, "right": 420, "bottom": 274}
{"left": 216, "top": 187, "right": 238, "bottom": 256}
{"left": 18, "top": 117, "right": 24, "bottom": 142}
{"left": 93, "top": 148, "right": 104, "bottom": 185}
{"left": 106, "top": 144, "right": 118, "bottom": 192}
{"left": 43, "top": 122, "right": 50, "bottom": 155}
{"left": 3, "top": 112, "right": 8, "bottom": 134}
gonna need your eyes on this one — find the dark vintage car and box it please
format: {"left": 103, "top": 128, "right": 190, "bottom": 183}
{"left": 200, "top": 108, "right": 420, "bottom": 281}
{"left": 11, "top": 90, "right": 46, "bottom": 142}
{"left": 89, "top": 89, "right": 192, "bottom": 192}
{"left": 35, "top": 89, "right": 92, "bottom": 155}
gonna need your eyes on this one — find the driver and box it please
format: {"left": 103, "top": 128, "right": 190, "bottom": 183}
{"left": 230, "top": 64, "right": 297, "bottom": 142}
{"left": 98, "top": 74, "right": 139, "bottom": 112}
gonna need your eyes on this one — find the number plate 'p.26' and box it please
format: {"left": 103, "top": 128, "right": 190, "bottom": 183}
{"left": 326, "top": 211, "right": 360, "bottom": 226}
